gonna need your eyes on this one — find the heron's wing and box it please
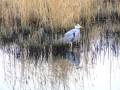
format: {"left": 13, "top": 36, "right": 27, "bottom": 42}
{"left": 54, "top": 29, "right": 76, "bottom": 44}
{"left": 63, "top": 29, "right": 75, "bottom": 43}
{"left": 64, "top": 29, "right": 75, "bottom": 37}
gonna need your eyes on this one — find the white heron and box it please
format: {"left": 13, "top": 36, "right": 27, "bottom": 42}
{"left": 54, "top": 24, "right": 83, "bottom": 50}
{"left": 55, "top": 24, "right": 83, "bottom": 50}
{"left": 60, "top": 24, "right": 83, "bottom": 46}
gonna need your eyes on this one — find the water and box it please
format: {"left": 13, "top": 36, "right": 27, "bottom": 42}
{"left": 0, "top": 24, "right": 120, "bottom": 90}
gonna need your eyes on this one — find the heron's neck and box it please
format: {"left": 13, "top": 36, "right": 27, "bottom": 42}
{"left": 75, "top": 28, "right": 80, "bottom": 30}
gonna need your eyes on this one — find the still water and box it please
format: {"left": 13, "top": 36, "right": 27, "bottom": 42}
{"left": 0, "top": 25, "right": 120, "bottom": 90}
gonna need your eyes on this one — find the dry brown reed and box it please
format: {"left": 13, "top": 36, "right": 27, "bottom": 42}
{"left": 0, "top": 0, "right": 120, "bottom": 30}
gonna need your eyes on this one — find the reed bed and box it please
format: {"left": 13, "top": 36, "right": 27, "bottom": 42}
{"left": 0, "top": 0, "right": 120, "bottom": 46}
{"left": 1, "top": 0, "right": 120, "bottom": 29}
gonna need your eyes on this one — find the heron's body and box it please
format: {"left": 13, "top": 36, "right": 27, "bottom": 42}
{"left": 63, "top": 28, "right": 80, "bottom": 43}
{"left": 56, "top": 24, "right": 82, "bottom": 46}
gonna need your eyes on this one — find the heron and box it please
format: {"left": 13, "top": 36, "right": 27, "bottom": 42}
{"left": 59, "top": 24, "right": 83, "bottom": 48}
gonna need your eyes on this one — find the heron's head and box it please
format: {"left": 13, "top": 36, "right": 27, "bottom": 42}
{"left": 75, "top": 24, "right": 83, "bottom": 29}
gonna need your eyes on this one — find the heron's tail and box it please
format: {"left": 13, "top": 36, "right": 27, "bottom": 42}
{"left": 53, "top": 37, "right": 68, "bottom": 45}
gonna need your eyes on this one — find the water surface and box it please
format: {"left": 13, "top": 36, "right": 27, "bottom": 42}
{"left": 0, "top": 24, "right": 120, "bottom": 90}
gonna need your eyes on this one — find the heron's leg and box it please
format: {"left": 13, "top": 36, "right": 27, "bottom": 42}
{"left": 70, "top": 42, "right": 73, "bottom": 51}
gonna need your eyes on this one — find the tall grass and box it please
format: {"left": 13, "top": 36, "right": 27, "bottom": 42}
{"left": 1, "top": 0, "right": 97, "bottom": 29}
{"left": 1, "top": 0, "right": 120, "bottom": 29}
{"left": 0, "top": 0, "right": 120, "bottom": 46}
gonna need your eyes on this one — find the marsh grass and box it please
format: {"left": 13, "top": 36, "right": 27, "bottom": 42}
{"left": 1, "top": 0, "right": 120, "bottom": 29}
{"left": 0, "top": 0, "right": 120, "bottom": 47}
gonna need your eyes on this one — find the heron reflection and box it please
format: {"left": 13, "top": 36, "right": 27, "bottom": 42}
{"left": 65, "top": 50, "right": 80, "bottom": 66}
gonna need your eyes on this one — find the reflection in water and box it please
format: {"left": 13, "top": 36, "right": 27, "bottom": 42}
{"left": 0, "top": 24, "right": 120, "bottom": 90}
{"left": 65, "top": 50, "right": 80, "bottom": 66}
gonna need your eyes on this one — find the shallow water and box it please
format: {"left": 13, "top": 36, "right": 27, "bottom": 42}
{"left": 0, "top": 24, "right": 120, "bottom": 90}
